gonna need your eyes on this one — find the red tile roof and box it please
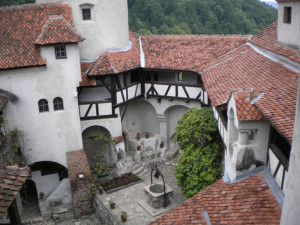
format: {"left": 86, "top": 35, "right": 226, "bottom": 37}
{"left": 80, "top": 62, "right": 96, "bottom": 87}
{"left": 201, "top": 46, "right": 298, "bottom": 141}
{"left": 35, "top": 15, "right": 84, "bottom": 45}
{"left": 233, "top": 91, "right": 264, "bottom": 121}
{"left": 0, "top": 95, "right": 8, "bottom": 111}
{"left": 0, "top": 165, "right": 30, "bottom": 218}
{"left": 151, "top": 172, "right": 281, "bottom": 225}
{"left": 0, "top": 3, "right": 75, "bottom": 70}
{"left": 142, "top": 35, "right": 249, "bottom": 71}
{"left": 249, "top": 22, "right": 300, "bottom": 64}
{"left": 88, "top": 32, "right": 141, "bottom": 76}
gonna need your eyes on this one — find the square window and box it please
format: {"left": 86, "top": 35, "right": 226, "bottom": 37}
{"left": 55, "top": 46, "right": 66, "bottom": 59}
{"left": 283, "top": 7, "right": 292, "bottom": 24}
{"left": 82, "top": 8, "right": 91, "bottom": 20}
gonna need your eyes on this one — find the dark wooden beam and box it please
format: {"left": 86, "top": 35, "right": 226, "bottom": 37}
{"left": 84, "top": 104, "right": 93, "bottom": 117}
{"left": 8, "top": 199, "right": 22, "bottom": 225}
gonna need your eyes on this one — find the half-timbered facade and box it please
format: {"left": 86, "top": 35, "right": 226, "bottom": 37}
{"left": 0, "top": 0, "right": 300, "bottom": 223}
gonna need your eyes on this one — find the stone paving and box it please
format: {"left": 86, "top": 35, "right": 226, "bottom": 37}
{"left": 100, "top": 162, "right": 186, "bottom": 225}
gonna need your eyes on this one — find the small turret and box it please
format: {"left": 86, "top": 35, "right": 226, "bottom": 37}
{"left": 277, "top": 0, "right": 300, "bottom": 50}
{"left": 36, "top": 0, "right": 130, "bottom": 60}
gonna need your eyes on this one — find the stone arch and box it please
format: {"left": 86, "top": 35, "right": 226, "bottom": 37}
{"left": 164, "top": 105, "right": 189, "bottom": 149}
{"left": 82, "top": 125, "right": 116, "bottom": 166}
{"left": 122, "top": 99, "right": 160, "bottom": 138}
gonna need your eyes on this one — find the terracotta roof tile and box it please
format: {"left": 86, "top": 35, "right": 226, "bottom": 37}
{"left": 88, "top": 32, "right": 141, "bottom": 76}
{"left": 201, "top": 46, "right": 298, "bottom": 142}
{"left": 0, "top": 165, "right": 30, "bottom": 218}
{"left": 80, "top": 62, "right": 96, "bottom": 87}
{"left": 35, "top": 15, "right": 85, "bottom": 45}
{"left": 151, "top": 173, "right": 281, "bottom": 225}
{"left": 0, "top": 3, "right": 75, "bottom": 70}
{"left": 142, "top": 35, "right": 249, "bottom": 71}
{"left": 249, "top": 22, "right": 300, "bottom": 64}
{"left": 233, "top": 91, "right": 264, "bottom": 121}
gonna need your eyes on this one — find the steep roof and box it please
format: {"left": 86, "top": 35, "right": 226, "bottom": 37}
{"left": 80, "top": 62, "right": 96, "bottom": 87}
{"left": 0, "top": 165, "right": 30, "bottom": 218}
{"left": 150, "top": 170, "right": 281, "bottom": 225}
{"left": 88, "top": 32, "right": 141, "bottom": 76}
{"left": 35, "top": 15, "right": 85, "bottom": 45}
{"left": 0, "top": 3, "right": 78, "bottom": 70}
{"left": 142, "top": 35, "right": 249, "bottom": 71}
{"left": 201, "top": 45, "right": 298, "bottom": 141}
{"left": 233, "top": 91, "right": 264, "bottom": 122}
{"left": 249, "top": 22, "right": 300, "bottom": 64}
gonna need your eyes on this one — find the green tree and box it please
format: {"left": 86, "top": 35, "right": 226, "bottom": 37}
{"left": 174, "top": 108, "right": 223, "bottom": 198}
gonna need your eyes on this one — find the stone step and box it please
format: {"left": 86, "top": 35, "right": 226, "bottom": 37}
{"left": 132, "top": 166, "right": 144, "bottom": 175}
{"left": 165, "top": 148, "right": 179, "bottom": 160}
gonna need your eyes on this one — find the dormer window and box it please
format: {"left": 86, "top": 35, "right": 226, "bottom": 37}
{"left": 283, "top": 7, "right": 292, "bottom": 24}
{"left": 55, "top": 46, "right": 66, "bottom": 59}
{"left": 82, "top": 8, "right": 91, "bottom": 20}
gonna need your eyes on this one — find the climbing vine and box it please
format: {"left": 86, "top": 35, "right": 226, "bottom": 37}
{"left": 0, "top": 115, "right": 26, "bottom": 167}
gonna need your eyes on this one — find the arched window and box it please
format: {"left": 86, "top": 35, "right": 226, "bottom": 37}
{"left": 53, "top": 97, "right": 64, "bottom": 111}
{"left": 38, "top": 99, "right": 49, "bottom": 112}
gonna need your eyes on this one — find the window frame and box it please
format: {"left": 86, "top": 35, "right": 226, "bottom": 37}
{"left": 82, "top": 8, "right": 91, "bottom": 20}
{"left": 283, "top": 6, "right": 292, "bottom": 24}
{"left": 55, "top": 45, "right": 67, "bottom": 59}
{"left": 53, "top": 97, "right": 64, "bottom": 111}
{"left": 177, "top": 72, "right": 183, "bottom": 82}
{"left": 38, "top": 99, "right": 49, "bottom": 113}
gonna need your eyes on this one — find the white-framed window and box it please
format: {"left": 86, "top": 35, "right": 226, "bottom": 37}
{"left": 80, "top": 4, "right": 94, "bottom": 21}
{"left": 55, "top": 46, "right": 66, "bottom": 59}
{"left": 38, "top": 99, "right": 49, "bottom": 113}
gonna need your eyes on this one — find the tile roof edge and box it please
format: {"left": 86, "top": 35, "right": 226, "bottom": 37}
{"left": 248, "top": 42, "right": 300, "bottom": 73}
{"left": 231, "top": 165, "right": 267, "bottom": 183}
{"left": 262, "top": 167, "right": 284, "bottom": 208}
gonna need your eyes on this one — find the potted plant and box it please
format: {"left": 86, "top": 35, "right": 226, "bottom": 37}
{"left": 39, "top": 192, "right": 44, "bottom": 200}
{"left": 98, "top": 185, "right": 103, "bottom": 195}
{"left": 110, "top": 201, "right": 115, "bottom": 209}
{"left": 136, "top": 132, "right": 140, "bottom": 141}
{"left": 137, "top": 144, "right": 141, "bottom": 151}
{"left": 160, "top": 142, "right": 164, "bottom": 148}
{"left": 121, "top": 211, "right": 127, "bottom": 222}
{"left": 145, "top": 132, "right": 149, "bottom": 139}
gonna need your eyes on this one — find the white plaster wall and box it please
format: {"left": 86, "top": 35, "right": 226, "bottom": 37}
{"left": 79, "top": 87, "right": 110, "bottom": 102}
{"left": 277, "top": 2, "right": 300, "bottom": 49}
{"left": 81, "top": 108, "right": 122, "bottom": 138}
{"left": 36, "top": 0, "right": 130, "bottom": 59}
{"left": 31, "top": 171, "right": 60, "bottom": 197}
{"left": 280, "top": 75, "right": 300, "bottom": 225}
{"left": 0, "top": 44, "right": 83, "bottom": 167}
{"left": 225, "top": 94, "right": 270, "bottom": 180}
{"left": 268, "top": 149, "right": 287, "bottom": 192}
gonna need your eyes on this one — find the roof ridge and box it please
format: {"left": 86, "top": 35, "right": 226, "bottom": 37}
{"left": 142, "top": 34, "right": 252, "bottom": 38}
{"left": 202, "top": 45, "right": 250, "bottom": 73}
{"left": 106, "top": 52, "right": 116, "bottom": 73}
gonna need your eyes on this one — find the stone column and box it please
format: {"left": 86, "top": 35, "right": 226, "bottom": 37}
{"left": 157, "top": 114, "right": 167, "bottom": 146}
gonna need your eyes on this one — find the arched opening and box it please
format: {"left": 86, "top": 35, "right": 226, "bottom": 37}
{"left": 122, "top": 99, "right": 159, "bottom": 138}
{"left": 82, "top": 126, "right": 115, "bottom": 166}
{"left": 164, "top": 105, "right": 189, "bottom": 150}
{"left": 20, "top": 179, "right": 39, "bottom": 220}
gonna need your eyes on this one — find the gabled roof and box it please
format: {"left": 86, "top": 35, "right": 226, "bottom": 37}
{"left": 80, "top": 62, "right": 96, "bottom": 87}
{"left": 142, "top": 35, "right": 250, "bottom": 71}
{"left": 0, "top": 165, "right": 30, "bottom": 218}
{"left": 35, "top": 15, "right": 85, "bottom": 45}
{"left": 201, "top": 45, "right": 298, "bottom": 141}
{"left": 0, "top": 3, "right": 76, "bottom": 70}
{"left": 249, "top": 22, "right": 300, "bottom": 64}
{"left": 88, "top": 32, "right": 141, "bottom": 76}
{"left": 232, "top": 91, "right": 264, "bottom": 122}
{"left": 151, "top": 168, "right": 281, "bottom": 225}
